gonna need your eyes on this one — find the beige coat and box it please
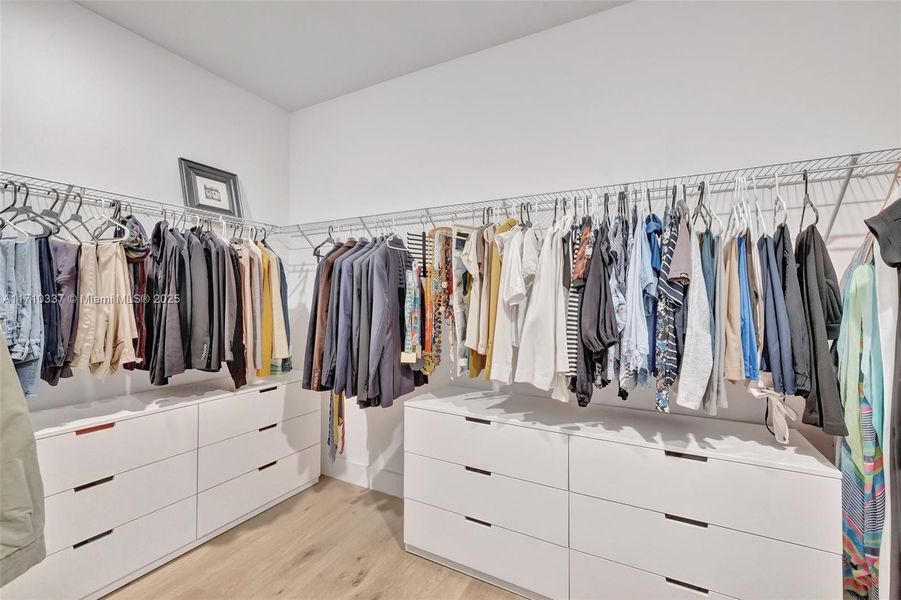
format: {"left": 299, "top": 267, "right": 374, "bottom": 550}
{"left": 723, "top": 237, "right": 745, "bottom": 382}
{"left": 0, "top": 331, "right": 46, "bottom": 586}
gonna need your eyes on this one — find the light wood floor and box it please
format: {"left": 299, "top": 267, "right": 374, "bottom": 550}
{"left": 107, "top": 477, "right": 517, "bottom": 600}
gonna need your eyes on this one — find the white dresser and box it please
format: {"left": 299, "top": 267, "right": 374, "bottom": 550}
{"left": 403, "top": 387, "right": 841, "bottom": 600}
{"left": 3, "top": 377, "right": 321, "bottom": 600}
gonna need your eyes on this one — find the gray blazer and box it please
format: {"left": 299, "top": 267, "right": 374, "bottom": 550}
{"left": 186, "top": 230, "right": 210, "bottom": 369}
{"left": 350, "top": 238, "right": 382, "bottom": 398}
{"left": 333, "top": 239, "right": 371, "bottom": 395}
{"left": 367, "top": 240, "right": 414, "bottom": 408}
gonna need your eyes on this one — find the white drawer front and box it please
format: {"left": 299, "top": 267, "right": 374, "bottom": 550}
{"left": 404, "top": 452, "right": 567, "bottom": 547}
{"left": 199, "top": 412, "right": 319, "bottom": 491}
{"left": 198, "top": 381, "right": 318, "bottom": 446}
{"left": 43, "top": 451, "right": 197, "bottom": 556}
{"left": 570, "top": 493, "right": 840, "bottom": 600}
{"left": 570, "top": 550, "right": 735, "bottom": 600}
{"left": 37, "top": 406, "right": 198, "bottom": 497}
{"left": 197, "top": 444, "right": 320, "bottom": 537}
{"left": 405, "top": 499, "right": 568, "bottom": 600}
{"left": 2, "top": 497, "right": 195, "bottom": 600}
{"left": 569, "top": 436, "right": 840, "bottom": 552}
{"left": 404, "top": 407, "right": 568, "bottom": 489}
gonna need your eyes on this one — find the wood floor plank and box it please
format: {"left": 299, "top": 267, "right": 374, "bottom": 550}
{"left": 106, "top": 477, "right": 517, "bottom": 600}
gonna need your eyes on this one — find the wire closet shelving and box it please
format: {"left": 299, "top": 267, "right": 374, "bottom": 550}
{"left": 0, "top": 171, "right": 281, "bottom": 232}
{"left": 278, "top": 147, "right": 901, "bottom": 247}
{"left": 3, "top": 147, "right": 900, "bottom": 246}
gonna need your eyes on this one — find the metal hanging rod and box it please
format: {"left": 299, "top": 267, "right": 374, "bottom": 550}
{"left": 0, "top": 171, "right": 280, "bottom": 231}
{"left": 279, "top": 147, "right": 901, "bottom": 244}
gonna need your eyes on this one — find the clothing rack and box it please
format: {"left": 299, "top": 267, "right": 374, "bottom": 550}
{"left": 0, "top": 171, "right": 280, "bottom": 233}
{"left": 278, "top": 147, "right": 901, "bottom": 246}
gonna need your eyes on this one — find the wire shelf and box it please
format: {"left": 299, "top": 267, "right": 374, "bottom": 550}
{"left": 0, "top": 171, "right": 280, "bottom": 232}
{"left": 277, "top": 147, "right": 901, "bottom": 245}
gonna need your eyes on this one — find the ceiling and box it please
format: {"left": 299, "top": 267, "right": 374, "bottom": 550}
{"left": 77, "top": 0, "right": 626, "bottom": 112}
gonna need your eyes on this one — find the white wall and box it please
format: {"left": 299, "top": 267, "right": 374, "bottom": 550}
{"left": 287, "top": 0, "right": 901, "bottom": 496}
{"left": 1, "top": 0, "right": 289, "bottom": 223}
{"left": 1, "top": 0, "right": 290, "bottom": 410}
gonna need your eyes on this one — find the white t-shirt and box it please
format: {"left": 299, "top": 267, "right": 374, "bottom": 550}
{"left": 490, "top": 227, "right": 525, "bottom": 384}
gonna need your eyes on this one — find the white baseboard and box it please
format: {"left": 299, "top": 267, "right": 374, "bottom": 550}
{"left": 321, "top": 452, "right": 403, "bottom": 498}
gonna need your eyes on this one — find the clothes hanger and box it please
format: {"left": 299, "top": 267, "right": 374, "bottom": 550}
{"left": 312, "top": 225, "right": 335, "bottom": 261}
{"left": 38, "top": 189, "right": 81, "bottom": 241}
{"left": 0, "top": 216, "right": 29, "bottom": 241}
{"left": 92, "top": 200, "right": 132, "bottom": 242}
{"left": 798, "top": 169, "right": 819, "bottom": 233}
{"left": 750, "top": 175, "right": 768, "bottom": 237}
{"left": 7, "top": 183, "right": 56, "bottom": 237}
{"left": 692, "top": 181, "right": 711, "bottom": 230}
{"left": 60, "top": 192, "right": 96, "bottom": 241}
{"left": 773, "top": 169, "right": 789, "bottom": 230}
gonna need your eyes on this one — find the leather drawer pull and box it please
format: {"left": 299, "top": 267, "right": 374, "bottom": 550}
{"left": 665, "top": 577, "right": 709, "bottom": 595}
{"left": 465, "top": 466, "right": 491, "bottom": 476}
{"left": 73, "top": 529, "right": 113, "bottom": 549}
{"left": 258, "top": 423, "right": 277, "bottom": 432}
{"left": 74, "top": 475, "right": 114, "bottom": 492}
{"left": 665, "top": 513, "right": 709, "bottom": 528}
{"left": 465, "top": 416, "right": 491, "bottom": 425}
{"left": 75, "top": 422, "right": 115, "bottom": 436}
{"left": 664, "top": 450, "right": 708, "bottom": 462}
{"left": 465, "top": 516, "right": 491, "bottom": 528}
{"left": 258, "top": 460, "right": 278, "bottom": 471}
{"left": 259, "top": 385, "right": 277, "bottom": 393}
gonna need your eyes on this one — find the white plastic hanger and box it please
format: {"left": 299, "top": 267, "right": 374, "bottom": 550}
{"left": 772, "top": 169, "right": 789, "bottom": 230}
{"left": 751, "top": 175, "right": 768, "bottom": 237}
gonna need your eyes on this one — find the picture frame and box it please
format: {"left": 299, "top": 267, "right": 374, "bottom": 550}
{"left": 178, "top": 158, "right": 243, "bottom": 218}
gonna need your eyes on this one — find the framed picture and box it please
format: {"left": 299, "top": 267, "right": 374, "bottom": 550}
{"left": 178, "top": 158, "right": 243, "bottom": 218}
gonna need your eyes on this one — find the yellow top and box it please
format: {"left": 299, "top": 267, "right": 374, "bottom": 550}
{"left": 256, "top": 244, "right": 273, "bottom": 377}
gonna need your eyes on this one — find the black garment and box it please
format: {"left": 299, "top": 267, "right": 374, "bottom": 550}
{"left": 865, "top": 198, "right": 901, "bottom": 600}
{"left": 795, "top": 224, "right": 846, "bottom": 435}
{"left": 773, "top": 223, "right": 811, "bottom": 397}
{"left": 200, "top": 231, "right": 220, "bottom": 371}
{"left": 145, "top": 221, "right": 166, "bottom": 380}
{"left": 575, "top": 224, "right": 617, "bottom": 404}
{"left": 36, "top": 237, "right": 63, "bottom": 370}
{"left": 168, "top": 229, "right": 192, "bottom": 369}
{"left": 225, "top": 245, "right": 246, "bottom": 390}
{"left": 302, "top": 243, "right": 340, "bottom": 389}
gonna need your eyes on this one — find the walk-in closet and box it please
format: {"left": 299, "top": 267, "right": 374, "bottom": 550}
{"left": 1, "top": 1, "right": 899, "bottom": 599}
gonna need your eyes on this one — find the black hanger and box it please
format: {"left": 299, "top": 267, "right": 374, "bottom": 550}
{"left": 694, "top": 182, "right": 714, "bottom": 230}
{"left": 603, "top": 193, "right": 610, "bottom": 221}
{"left": 312, "top": 225, "right": 335, "bottom": 262}
{"left": 799, "top": 169, "right": 819, "bottom": 233}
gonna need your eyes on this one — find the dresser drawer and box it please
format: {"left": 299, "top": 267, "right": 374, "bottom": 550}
{"left": 404, "top": 452, "right": 567, "bottom": 547}
{"left": 570, "top": 493, "right": 840, "bottom": 600}
{"left": 569, "top": 436, "right": 840, "bottom": 552}
{"left": 197, "top": 444, "right": 320, "bottom": 537}
{"left": 37, "top": 406, "right": 198, "bottom": 497}
{"left": 405, "top": 499, "right": 568, "bottom": 600}
{"left": 198, "top": 381, "right": 318, "bottom": 446}
{"left": 199, "top": 412, "right": 319, "bottom": 491}
{"left": 404, "top": 407, "right": 568, "bottom": 489}
{"left": 2, "top": 497, "right": 195, "bottom": 600}
{"left": 571, "top": 550, "right": 735, "bottom": 600}
{"left": 43, "top": 451, "right": 196, "bottom": 556}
